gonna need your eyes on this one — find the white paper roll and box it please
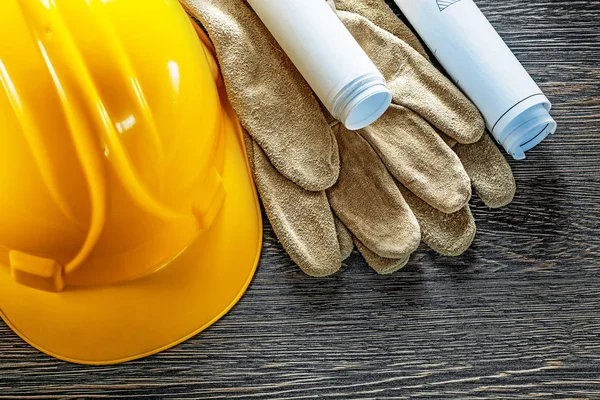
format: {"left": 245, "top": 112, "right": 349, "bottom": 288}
{"left": 393, "top": 0, "right": 556, "bottom": 159}
{"left": 247, "top": 0, "right": 392, "bottom": 130}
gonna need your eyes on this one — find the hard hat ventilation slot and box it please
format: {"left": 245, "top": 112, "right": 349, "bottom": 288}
{"left": 10, "top": 250, "right": 65, "bottom": 292}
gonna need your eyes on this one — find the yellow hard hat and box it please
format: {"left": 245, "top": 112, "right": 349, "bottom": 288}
{"left": 0, "top": 0, "right": 262, "bottom": 364}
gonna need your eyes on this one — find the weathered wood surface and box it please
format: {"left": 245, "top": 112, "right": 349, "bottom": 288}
{"left": 1, "top": 0, "right": 599, "bottom": 398}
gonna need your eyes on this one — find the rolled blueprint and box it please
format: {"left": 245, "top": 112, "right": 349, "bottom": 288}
{"left": 247, "top": 0, "right": 392, "bottom": 130}
{"left": 393, "top": 0, "right": 557, "bottom": 159}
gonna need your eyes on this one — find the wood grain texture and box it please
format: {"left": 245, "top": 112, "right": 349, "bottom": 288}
{"left": 1, "top": 0, "right": 599, "bottom": 398}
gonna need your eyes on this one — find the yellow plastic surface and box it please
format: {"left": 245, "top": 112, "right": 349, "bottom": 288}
{"left": 0, "top": 0, "right": 262, "bottom": 364}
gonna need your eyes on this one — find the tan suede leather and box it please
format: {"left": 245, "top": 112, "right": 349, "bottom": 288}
{"left": 336, "top": 0, "right": 516, "bottom": 261}
{"left": 181, "top": 0, "right": 515, "bottom": 275}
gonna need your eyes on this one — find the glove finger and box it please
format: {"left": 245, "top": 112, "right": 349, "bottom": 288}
{"left": 360, "top": 105, "right": 471, "bottom": 214}
{"left": 334, "top": 216, "right": 355, "bottom": 261}
{"left": 439, "top": 129, "right": 515, "bottom": 209}
{"left": 183, "top": 0, "right": 339, "bottom": 191}
{"left": 454, "top": 134, "right": 516, "bottom": 209}
{"left": 355, "top": 237, "right": 410, "bottom": 274}
{"left": 333, "top": 0, "right": 429, "bottom": 59}
{"left": 338, "top": 10, "right": 483, "bottom": 144}
{"left": 247, "top": 133, "right": 342, "bottom": 277}
{"left": 326, "top": 124, "right": 421, "bottom": 260}
{"left": 397, "top": 184, "right": 476, "bottom": 256}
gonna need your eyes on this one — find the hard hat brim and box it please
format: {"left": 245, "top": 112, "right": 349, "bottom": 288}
{"left": 0, "top": 101, "right": 263, "bottom": 365}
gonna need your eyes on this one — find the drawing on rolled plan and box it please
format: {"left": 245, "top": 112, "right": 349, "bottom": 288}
{"left": 436, "top": 0, "right": 463, "bottom": 11}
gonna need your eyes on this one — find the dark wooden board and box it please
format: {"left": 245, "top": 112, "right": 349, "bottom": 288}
{"left": 1, "top": 0, "right": 599, "bottom": 398}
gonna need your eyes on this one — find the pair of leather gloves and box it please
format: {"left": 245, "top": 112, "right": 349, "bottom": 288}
{"left": 181, "top": 0, "right": 516, "bottom": 276}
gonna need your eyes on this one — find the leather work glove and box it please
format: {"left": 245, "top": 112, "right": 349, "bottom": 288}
{"left": 181, "top": 0, "right": 515, "bottom": 276}
{"left": 333, "top": 0, "right": 516, "bottom": 268}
